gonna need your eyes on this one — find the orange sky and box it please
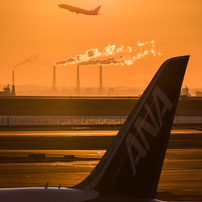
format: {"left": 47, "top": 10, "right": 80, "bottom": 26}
{"left": 1, "top": 0, "right": 202, "bottom": 89}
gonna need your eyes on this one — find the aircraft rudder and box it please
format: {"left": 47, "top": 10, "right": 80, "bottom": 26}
{"left": 93, "top": 5, "right": 101, "bottom": 14}
{"left": 74, "top": 56, "right": 189, "bottom": 199}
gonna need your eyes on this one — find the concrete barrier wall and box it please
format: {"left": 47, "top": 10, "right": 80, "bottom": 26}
{"left": 1, "top": 97, "right": 202, "bottom": 116}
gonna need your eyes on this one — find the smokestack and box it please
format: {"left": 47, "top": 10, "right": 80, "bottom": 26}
{"left": 12, "top": 70, "right": 16, "bottom": 95}
{"left": 99, "top": 65, "right": 102, "bottom": 93}
{"left": 77, "top": 64, "right": 80, "bottom": 95}
{"left": 52, "top": 65, "right": 56, "bottom": 92}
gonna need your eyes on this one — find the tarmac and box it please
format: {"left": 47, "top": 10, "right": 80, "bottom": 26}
{"left": 0, "top": 128, "right": 202, "bottom": 201}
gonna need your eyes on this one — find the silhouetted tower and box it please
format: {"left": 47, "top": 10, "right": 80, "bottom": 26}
{"left": 99, "top": 65, "right": 103, "bottom": 93}
{"left": 77, "top": 64, "right": 80, "bottom": 95}
{"left": 11, "top": 70, "right": 16, "bottom": 95}
{"left": 52, "top": 65, "right": 56, "bottom": 92}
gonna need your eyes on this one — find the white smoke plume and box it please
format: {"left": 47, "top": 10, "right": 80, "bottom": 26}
{"left": 54, "top": 40, "right": 162, "bottom": 67}
{"left": 14, "top": 55, "right": 39, "bottom": 69}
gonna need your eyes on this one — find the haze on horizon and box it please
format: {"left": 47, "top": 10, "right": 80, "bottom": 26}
{"left": 1, "top": 0, "right": 202, "bottom": 91}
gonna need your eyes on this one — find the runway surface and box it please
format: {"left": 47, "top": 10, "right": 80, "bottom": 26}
{"left": 0, "top": 129, "right": 202, "bottom": 201}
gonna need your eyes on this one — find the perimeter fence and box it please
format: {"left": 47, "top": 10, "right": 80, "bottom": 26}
{"left": 0, "top": 116, "right": 202, "bottom": 126}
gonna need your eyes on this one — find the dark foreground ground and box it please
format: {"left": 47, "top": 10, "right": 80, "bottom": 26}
{"left": 0, "top": 127, "right": 202, "bottom": 201}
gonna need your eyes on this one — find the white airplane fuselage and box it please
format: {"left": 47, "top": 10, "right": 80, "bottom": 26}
{"left": 0, "top": 188, "right": 162, "bottom": 202}
{"left": 58, "top": 4, "right": 101, "bottom": 15}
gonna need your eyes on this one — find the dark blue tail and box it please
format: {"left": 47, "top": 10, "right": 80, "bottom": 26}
{"left": 74, "top": 56, "right": 189, "bottom": 199}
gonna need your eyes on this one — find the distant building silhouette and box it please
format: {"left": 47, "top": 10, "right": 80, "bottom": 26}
{"left": 0, "top": 70, "right": 16, "bottom": 96}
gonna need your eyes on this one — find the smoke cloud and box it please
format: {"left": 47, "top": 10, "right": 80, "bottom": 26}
{"left": 54, "top": 40, "right": 162, "bottom": 67}
{"left": 14, "top": 55, "right": 39, "bottom": 69}
{"left": 79, "top": 57, "right": 118, "bottom": 66}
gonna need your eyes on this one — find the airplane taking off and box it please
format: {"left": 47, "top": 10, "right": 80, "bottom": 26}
{"left": 0, "top": 56, "right": 190, "bottom": 202}
{"left": 58, "top": 4, "right": 101, "bottom": 15}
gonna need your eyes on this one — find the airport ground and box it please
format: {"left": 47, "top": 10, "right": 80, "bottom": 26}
{"left": 0, "top": 126, "right": 202, "bottom": 201}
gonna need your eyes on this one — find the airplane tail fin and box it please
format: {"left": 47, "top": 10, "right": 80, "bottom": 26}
{"left": 93, "top": 5, "right": 101, "bottom": 14}
{"left": 74, "top": 56, "right": 189, "bottom": 199}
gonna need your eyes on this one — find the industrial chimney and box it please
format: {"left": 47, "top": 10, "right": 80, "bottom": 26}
{"left": 99, "top": 65, "right": 103, "bottom": 94}
{"left": 77, "top": 64, "right": 80, "bottom": 95}
{"left": 11, "top": 70, "right": 16, "bottom": 95}
{"left": 52, "top": 65, "right": 56, "bottom": 92}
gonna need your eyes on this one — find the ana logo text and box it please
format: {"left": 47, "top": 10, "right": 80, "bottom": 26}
{"left": 125, "top": 85, "right": 173, "bottom": 176}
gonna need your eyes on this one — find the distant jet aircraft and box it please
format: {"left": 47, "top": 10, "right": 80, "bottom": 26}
{"left": 0, "top": 56, "right": 190, "bottom": 202}
{"left": 58, "top": 4, "right": 101, "bottom": 15}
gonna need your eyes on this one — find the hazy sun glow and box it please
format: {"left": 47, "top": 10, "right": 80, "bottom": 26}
{"left": 0, "top": 0, "right": 202, "bottom": 94}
